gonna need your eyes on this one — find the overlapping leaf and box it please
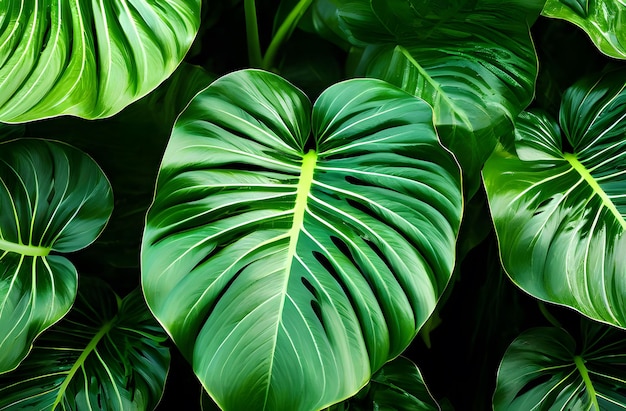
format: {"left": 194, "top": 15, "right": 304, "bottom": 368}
{"left": 313, "top": 0, "right": 543, "bottom": 190}
{"left": 142, "top": 69, "right": 462, "bottom": 411}
{"left": 0, "top": 279, "right": 170, "bottom": 410}
{"left": 329, "top": 357, "right": 440, "bottom": 411}
{"left": 542, "top": 0, "right": 626, "bottom": 59}
{"left": 0, "top": 0, "right": 200, "bottom": 123}
{"left": 494, "top": 321, "right": 626, "bottom": 409}
{"left": 483, "top": 68, "right": 626, "bottom": 327}
{"left": 0, "top": 139, "right": 113, "bottom": 373}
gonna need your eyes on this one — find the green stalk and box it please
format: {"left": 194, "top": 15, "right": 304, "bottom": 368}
{"left": 262, "top": 0, "right": 313, "bottom": 70}
{"left": 574, "top": 355, "right": 600, "bottom": 410}
{"left": 538, "top": 301, "right": 564, "bottom": 329}
{"left": 244, "top": 0, "right": 263, "bottom": 68}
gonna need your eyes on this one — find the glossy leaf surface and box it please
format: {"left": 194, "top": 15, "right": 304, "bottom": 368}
{"left": 0, "top": 0, "right": 200, "bottom": 123}
{"left": 314, "top": 0, "right": 543, "bottom": 188}
{"left": 484, "top": 69, "right": 626, "bottom": 327}
{"left": 142, "top": 69, "right": 462, "bottom": 411}
{"left": 0, "top": 139, "right": 113, "bottom": 373}
{"left": 0, "top": 279, "right": 170, "bottom": 410}
{"left": 494, "top": 322, "right": 626, "bottom": 409}
{"left": 542, "top": 0, "right": 626, "bottom": 59}
{"left": 329, "top": 357, "right": 440, "bottom": 411}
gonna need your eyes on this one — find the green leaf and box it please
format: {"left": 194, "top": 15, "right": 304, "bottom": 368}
{"left": 142, "top": 69, "right": 462, "bottom": 411}
{"left": 493, "top": 321, "right": 626, "bottom": 410}
{"left": 542, "top": 0, "right": 626, "bottom": 59}
{"left": 0, "top": 0, "right": 201, "bottom": 123}
{"left": 314, "top": 0, "right": 543, "bottom": 190}
{"left": 329, "top": 356, "right": 440, "bottom": 411}
{"left": 0, "top": 139, "right": 113, "bottom": 373}
{"left": 483, "top": 68, "right": 626, "bottom": 328}
{"left": 0, "top": 278, "right": 170, "bottom": 410}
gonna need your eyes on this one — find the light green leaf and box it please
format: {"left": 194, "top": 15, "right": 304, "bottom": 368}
{"left": 494, "top": 321, "right": 626, "bottom": 410}
{"left": 314, "top": 0, "right": 543, "bottom": 191}
{"left": 542, "top": 0, "right": 626, "bottom": 59}
{"left": 483, "top": 68, "right": 626, "bottom": 328}
{"left": 0, "top": 278, "right": 170, "bottom": 410}
{"left": 0, "top": 0, "right": 201, "bottom": 123}
{"left": 142, "top": 69, "right": 462, "bottom": 411}
{"left": 0, "top": 139, "right": 113, "bottom": 373}
{"left": 329, "top": 356, "right": 440, "bottom": 411}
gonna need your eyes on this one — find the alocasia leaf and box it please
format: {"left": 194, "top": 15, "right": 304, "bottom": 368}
{"left": 0, "top": 139, "right": 113, "bottom": 373}
{"left": 0, "top": 0, "right": 200, "bottom": 123}
{"left": 0, "top": 278, "right": 170, "bottom": 410}
{"left": 542, "top": 0, "right": 626, "bottom": 59}
{"left": 313, "top": 0, "right": 543, "bottom": 192}
{"left": 493, "top": 320, "right": 626, "bottom": 409}
{"left": 142, "top": 69, "right": 462, "bottom": 410}
{"left": 329, "top": 356, "right": 440, "bottom": 411}
{"left": 483, "top": 68, "right": 626, "bottom": 328}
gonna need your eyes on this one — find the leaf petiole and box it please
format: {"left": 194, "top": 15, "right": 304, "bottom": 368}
{"left": 244, "top": 0, "right": 263, "bottom": 67}
{"left": 574, "top": 355, "right": 599, "bottom": 410}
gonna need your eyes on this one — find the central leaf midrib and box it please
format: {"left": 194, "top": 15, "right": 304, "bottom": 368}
{"left": 263, "top": 149, "right": 317, "bottom": 409}
{"left": 0, "top": 238, "right": 50, "bottom": 257}
{"left": 563, "top": 152, "right": 626, "bottom": 230}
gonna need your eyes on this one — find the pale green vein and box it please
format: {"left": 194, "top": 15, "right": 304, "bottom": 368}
{"left": 563, "top": 153, "right": 626, "bottom": 230}
{"left": 0, "top": 239, "right": 49, "bottom": 257}
{"left": 574, "top": 355, "right": 599, "bottom": 411}
{"left": 51, "top": 319, "right": 115, "bottom": 409}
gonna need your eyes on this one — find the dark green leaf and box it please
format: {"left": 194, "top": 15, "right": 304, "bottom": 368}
{"left": 0, "top": 139, "right": 113, "bottom": 373}
{"left": 0, "top": 279, "right": 170, "bottom": 410}
{"left": 494, "top": 321, "right": 626, "bottom": 409}
{"left": 142, "top": 69, "right": 462, "bottom": 411}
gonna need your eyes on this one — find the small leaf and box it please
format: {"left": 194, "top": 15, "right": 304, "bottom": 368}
{"left": 0, "top": 279, "right": 170, "bottom": 410}
{"left": 484, "top": 68, "right": 626, "bottom": 328}
{"left": 494, "top": 321, "right": 626, "bottom": 410}
{"left": 142, "top": 69, "right": 462, "bottom": 411}
{"left": 542, "top": 0, "right": 626, "bottom": 59}
{"left": 0, "top": 139, "right": 113, "bottom": 373}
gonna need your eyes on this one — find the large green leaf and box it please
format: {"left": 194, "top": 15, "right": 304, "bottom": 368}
{"left": 329, "top": 356, "right": 440, "bottom": 411}
{"left": 493, "top": 321, "right": 626, "bottom": 409}
{"left": 0, "top": 139, "right": 113, "bottom": 373}
{"left": 542, "top": 0, "right": 626, "bottom": 60}
{"left": 313, "top": 0, "right": 543, "bottom": 190}
{"left": 483, "top": 68, "right": 626, "bottom": 328}
{"left": 0, "top": 0, "right": 200, "bottom": 123}
{"left": 0, "top": 278, "right": 170, "bottom": 410}
{"left": 142, "top": 69, "right": 462, "bottom": 411}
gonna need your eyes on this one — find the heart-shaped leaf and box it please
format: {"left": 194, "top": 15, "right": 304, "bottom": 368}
{"left": 493, "top": 321, "right": 626, "bottom": 409}
{"left": 142, "top": 69, "right": 462, "bottom": 410}
{"left": 313, "top": 0, "right": 543, "bottom": 191}
{"left": 483, "top": 68, "right": 626, "bottom": 328}
{"left": 0, "top": 139, "right": 113, "bottom": 373}
{"left": 542, "top": 0, "right": 626, "bottom": 59}
{"left": 0, "top": 278, "right": 170, "bottom": 410}
{"left": 0, "top": 0, "right": 200, "bottom": 123}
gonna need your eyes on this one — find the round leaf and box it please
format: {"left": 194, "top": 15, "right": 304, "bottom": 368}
{"left": 0, "top": 139, "right": 113, "bottom": 373}
{"left": 483, "top": 68, "right": 626, "bottom": 328}
{"left": 0, "top": 279, "right": 170, "bottom": 410}
{"left": 494, "top": 322, "right": 626, "bottom": 409}
{"left": 0, "top": 0, "right": 200, "bottom": 123}
{"left": 142, "top": 69, "right": 462, "bottom": 411}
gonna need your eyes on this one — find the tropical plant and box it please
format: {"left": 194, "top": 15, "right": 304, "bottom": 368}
{"left": 0, "top": 0, "right": 625, "bottom": 410}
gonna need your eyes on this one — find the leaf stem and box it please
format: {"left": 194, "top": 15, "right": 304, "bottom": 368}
{"left": 574, "top": 355, "right": 599, "bottom": 410}
{"left": 244, "top": 0, "right": 263, "bottom": 68}
{"left": 538, "top": 301, "right": 564, "bottom": 329}
{"left": 262, "top": 0, "right": 313, "bottom": 70}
